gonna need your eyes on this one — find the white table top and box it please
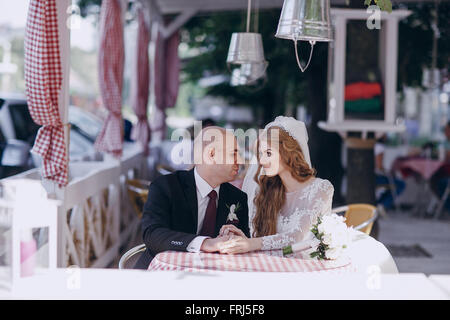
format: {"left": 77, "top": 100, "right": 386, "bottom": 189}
{"left": 0, "top": 269, "right": 447, "bottom": 300}
{"left": 346, "top": 231, "right": 398, "bottom": 274}
{"left": 429, "top": 275, "right": 450, "bottom": 297}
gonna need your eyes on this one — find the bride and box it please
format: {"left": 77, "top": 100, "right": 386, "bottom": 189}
{"left": 218, "top": 116, "right": 334, "bottom": 254}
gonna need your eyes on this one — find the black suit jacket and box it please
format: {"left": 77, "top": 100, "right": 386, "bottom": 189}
{"left": 134, "top": 168, "right": 250, "bottom": 269}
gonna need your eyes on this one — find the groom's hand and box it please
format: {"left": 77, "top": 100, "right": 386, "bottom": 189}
{"left": 220, "top": 224, "right": 247, "bottom": 238}
{"left": 200, "top": 236, "right": 232, "bottom": 253}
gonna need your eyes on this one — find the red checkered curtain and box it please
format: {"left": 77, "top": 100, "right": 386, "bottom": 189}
{"left": 164, "top": 30, "right": 180, "bottom": 109}
{"left": 153, "top": 26, "right": 180, "bottom": 139}
{"left": 24, "top": 0, "right": 68, "bottom": 187}
{"left": 130, "top": 7, "right": 151, "bottom": 154}
{"left": 95, "top": 0, "right": 124, "bottom": 157}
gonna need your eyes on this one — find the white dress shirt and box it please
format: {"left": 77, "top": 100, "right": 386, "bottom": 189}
{"left": 186, "top": 168, "right": 221, "bottom": 252}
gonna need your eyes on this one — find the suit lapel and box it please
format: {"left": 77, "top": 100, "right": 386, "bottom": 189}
{"left": 181, "top": 168, "right": 198, "bottom": 232}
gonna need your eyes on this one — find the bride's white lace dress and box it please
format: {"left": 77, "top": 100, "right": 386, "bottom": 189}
{"left": 249, "top": 177, "right": 334, "bottom": 251}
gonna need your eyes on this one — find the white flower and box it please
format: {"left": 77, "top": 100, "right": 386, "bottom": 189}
{"left": 227, "top": 203, "right": 239, "bottom": 221}
{"left": 227, "top": 212, "right": 238, "bottom": 221}
{"left": 325, "top": 247, "right": 342, "bottom": 260}
{"left": 322, "top": 233, "right": 333, "bottom": 246}
{"left": 310, "top": 213, "right": 351, "bottom": 260}
{"left": 331, "top": 227, "right": 349, "bottom": 247}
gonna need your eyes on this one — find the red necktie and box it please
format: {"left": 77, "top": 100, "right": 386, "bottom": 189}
{"left": 199, "top": 190, "right": 217, "bottom": 237}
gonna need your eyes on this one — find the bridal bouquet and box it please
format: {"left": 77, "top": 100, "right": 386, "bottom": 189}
{"left": 282, "top": 214, "right": 352, "bottom": 260}
{"left": 309, "top": 214, "right": 352, "bottom": 260}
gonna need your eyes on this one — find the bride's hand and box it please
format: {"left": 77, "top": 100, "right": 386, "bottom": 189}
{"left": 218, "top": 237, "right": 261, "bottom": 254}
{"left": 219, "top": 224, "right": 247, "bottom": 238}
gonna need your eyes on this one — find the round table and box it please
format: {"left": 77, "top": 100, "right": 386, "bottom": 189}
{"left": 393, "top": 158, "right": 445, "bottom": 180}
{"left": 148, "top": 231, "right": 398, "bottom": 274}
{"left": 392, "top": 157, "right": 448, "bottom": 217}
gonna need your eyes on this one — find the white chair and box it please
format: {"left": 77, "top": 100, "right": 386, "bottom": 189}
{"left": 118, "top": 244, "right": 146, "bottom": 269}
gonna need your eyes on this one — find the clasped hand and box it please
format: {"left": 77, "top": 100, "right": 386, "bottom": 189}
{"left": 201, "top": 224, "right": 260, "bottom": 254}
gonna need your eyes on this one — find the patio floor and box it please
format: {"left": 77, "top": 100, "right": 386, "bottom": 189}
{"left": 377, "top": 210, "right": 450, "bottom": 275}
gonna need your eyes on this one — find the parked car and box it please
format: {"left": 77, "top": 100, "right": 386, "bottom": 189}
{"left": 67, "top": 105, "right": 103, "bottom": 162}
{"left": 0, "top": 94, "right": 37, "bottom": 178}
{"left": 0, "top": 94, "right": 103, "bottom": 179}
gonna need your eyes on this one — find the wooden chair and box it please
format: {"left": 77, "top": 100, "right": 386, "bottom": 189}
{"left": 332, "top": 204, "right": 378, "bottom": 235}
{"left": 126, "top": 179, "right": 150, "bottom": 219}
{"left": 156, "top": 164, "right": 175, "bottom": 176}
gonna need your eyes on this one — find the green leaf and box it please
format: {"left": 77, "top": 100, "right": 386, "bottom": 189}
{"left": 283, "top": 246, "right": 293, "bottom": 256}
{"left": 375, "top": 0, "right": 393, "bottom": 13}
{"left": 385, "top": 0, "right": 392, "bottom": 13}
{"left": 364, "top": 0, "right": 372, "bottom": 6}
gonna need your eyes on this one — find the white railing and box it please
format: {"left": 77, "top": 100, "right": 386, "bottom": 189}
{"left": 0, "top": 144, "right": 147, "bottom": 269}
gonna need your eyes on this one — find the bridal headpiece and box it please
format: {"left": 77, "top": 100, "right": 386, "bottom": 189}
{"left": 263, "top": 116, "right": 312, "bottom": 168}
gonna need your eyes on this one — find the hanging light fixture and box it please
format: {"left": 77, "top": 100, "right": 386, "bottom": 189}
{"left": 227, "top": 0, "right": 268, "bottom": 85}
{"left": 230, "top": 62, "right": 267, "bottom": 86}
{"left": 275, "top": 0, "right": 333, "bottom": 72}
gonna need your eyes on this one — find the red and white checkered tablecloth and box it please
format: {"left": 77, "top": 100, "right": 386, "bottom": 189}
{"left": 148, "top": 251, "right": 357, "bottom": 274}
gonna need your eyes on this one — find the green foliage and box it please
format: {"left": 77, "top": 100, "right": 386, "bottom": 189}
{"left": 376, "top": 0, "right": 393, "bottom": 13}
{"left": 282, "top": 245, "right": 293, "bottom": 256}
{"left": 309, "top": 217, "right": 329, "bottom": 260}
{"left": 398, "top": 2, "right": 450, "bottom": 88}
{"left": 364, "top": 0, "right": 392, "bottom": 13}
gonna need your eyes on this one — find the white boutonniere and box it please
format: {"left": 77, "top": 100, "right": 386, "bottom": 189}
{"left": 226, "top": 202, "right": 240, "bottom": 223}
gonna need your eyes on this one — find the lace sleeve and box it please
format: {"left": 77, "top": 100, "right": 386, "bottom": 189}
{"left": 260, "top": 179, "right": 334, "bottom": 251}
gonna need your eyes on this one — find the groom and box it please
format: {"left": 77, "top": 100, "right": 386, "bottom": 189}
{"left": 134, "top": 126, "right": 250, "bottom": 269}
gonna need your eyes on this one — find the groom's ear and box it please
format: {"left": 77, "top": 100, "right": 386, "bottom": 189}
{"left": 209, "top": 146, "right": 215, "bottom": 159}
{"left": 201, "top": 144, "right": 215, "bottom": 165}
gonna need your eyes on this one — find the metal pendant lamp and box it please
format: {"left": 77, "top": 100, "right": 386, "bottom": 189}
{"left": 227, "top": 0, "right": 268, "bottom": 85}
{"left": 230, "top": 62, "right": 267, "bottom": 86}
{"left": 275, "top": 0, "right": 333, "bottom": 72}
